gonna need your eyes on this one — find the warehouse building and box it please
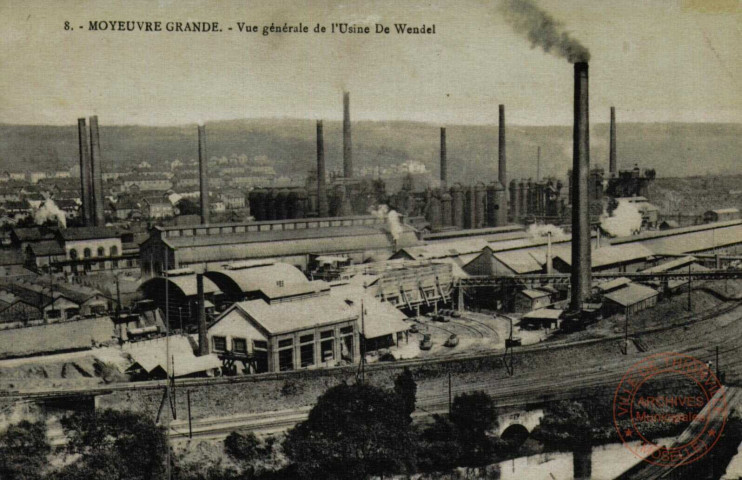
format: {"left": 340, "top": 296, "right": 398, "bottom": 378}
{"left": 139, "top": 216, "right": 419, "bottom": 276}
{"left": 207, "top": 290, "right": 359, "bottom": 373}
{"left": 603, "top": 283, "right": 659, "bottom": 316}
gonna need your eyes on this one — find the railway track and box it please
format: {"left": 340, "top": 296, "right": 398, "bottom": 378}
{"left": 4, "top": 299, "right": 741, "bottom": 401}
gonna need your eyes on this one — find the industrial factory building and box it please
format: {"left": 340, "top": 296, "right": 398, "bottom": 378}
{"left": 207, "top": 291, "right": 360, "bottom": 373}
{"left": 139, "top": 215, "right": 420, "bottom": 276}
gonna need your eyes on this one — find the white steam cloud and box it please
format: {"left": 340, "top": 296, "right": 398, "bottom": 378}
{"left": 527, "top": 223, "right": 567, "bottom": 240}
{"left": 600, "top": 199, "right": 642, "bottom": 237}
{"left": 34, "top": 198, "right": 67, "bottom": 228}
{"left": 369, "top": 204, "right": 404, "bottom": 245}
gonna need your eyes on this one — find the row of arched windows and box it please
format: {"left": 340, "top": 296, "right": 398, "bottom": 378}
{"left": 69, "top": 245, "right": 119, "bottom": 260}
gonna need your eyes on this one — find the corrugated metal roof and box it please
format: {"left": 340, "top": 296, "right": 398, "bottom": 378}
{"left": 611, "top": 220, "right": 741, "bottom": 245}
{"left": 60, "top": 226, "right": 119, "bottom": 241}
{"left": 523, "top": 308, "right": 563, "bottom": 320}
{"left": 493, "top": 251, "right": 543, "bottom": 274}
{"left": 636, "top": 224, "right": 742, "bottom": 255}
{"left": 205, "top": 262, "right": 308, "bottom": 294}
{"left": 520, "top": 289, "right": 551, "bottom": 299}
{"left": 642, "top": 256, "right": 697, "bottom": 273}
{"left": 555, "top": 244, "right": 655, "bottom": 268}
{"left": 604, "top": 283, "right": 658, "bottom": 306}
{"left": 123, "top": 335, "right": 221, "bottom": 377}
{"left": 329, "top": 283, "right": 408, "bottom": 339}
{"left": 595, "top": 277, "right": 632, "bottom": 292}
{"left": 165, "top": 224, "right": 417, "bottom": 249}
{"left": 139, "top": 274, "right": 220, "bottom": 297}
{"left": 262, "top": 280, "right": 330, "bottom": 300}
{"left": 175, "top": 232, "right": 418, "bottom": 265}
{"left": 228, "top": 295, "right": 357, "bottom": 335}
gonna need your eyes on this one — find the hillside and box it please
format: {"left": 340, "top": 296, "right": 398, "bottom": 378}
{"left": 0, "top": 120, "right": 739, "bottom": 184}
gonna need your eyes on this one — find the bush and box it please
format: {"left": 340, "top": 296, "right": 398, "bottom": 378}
{"left": 224, "top": 431, "right": 260, "bottom": 463}
{"left": 0, "top": 420, "right": 50, "bottom": 480}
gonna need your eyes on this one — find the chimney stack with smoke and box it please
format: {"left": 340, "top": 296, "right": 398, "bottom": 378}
{"left": 198, "top": 125, "right": 210, "bottom": 224}
{"left": 316, "top": 120, "right": 329, "bottom": 217}
{"left": 440, "top": 127, "right": 447, "bottom": 187}
{"left": 570, "top": 62, "right": 592, "bottom": 312}
{"left": 609, "top": 106, "right": 617, "bottom": 177}
{"left": 77, "top": 118, "right": 93, "bottom": 227}
{"left": 88, "top": 116, "right": 105, "bottom": 227}
{"left": 343, "top": 92, "right": 353, "bottom": 178}
{"left": 497, "top": 105, "right": 508, "bottom": 225}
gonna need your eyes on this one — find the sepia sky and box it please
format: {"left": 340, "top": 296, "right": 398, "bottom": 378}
{"left": 0, "top": 0, "right": 739, "bottom": 126}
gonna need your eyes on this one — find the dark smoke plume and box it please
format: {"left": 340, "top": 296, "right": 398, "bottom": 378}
{"left": 499, "top": 0, "right": 590, "bottom": 63}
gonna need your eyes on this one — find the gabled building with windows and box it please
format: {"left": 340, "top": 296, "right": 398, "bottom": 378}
{"left": 207, "top": 290, "right": 359, "bottom": 373}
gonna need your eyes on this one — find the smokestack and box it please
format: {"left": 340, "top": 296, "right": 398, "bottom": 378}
{"left": 88, "top": 116, "right": 105, "bottom": 227}
{"left": 570, "top": 62, "right": 592, "bottom": 311}
{"left": 198, "top": 125, "right": 210, "bottom": 224}
{"left": 536, "top": 146, "right": 541, "bottom": 181}
{"left": 77, "top": 118, "right": 93, "bottom": 227}
{"left": 343, "top": 92, "right": 353, "bottom": 178}
{"left": 316, "top": 120, "right": 329, "bottom": 217}
{"left": 197, "top": 273, "right": 209, "bottom": 356}
{"left": 440, "top": 127, "right": 447, "bottom": 186}
{"left": 497, "top": 105, "right": 508, "bottom": 225}
{"left": 609, "top": 106, "right": 617, "bottom": 177}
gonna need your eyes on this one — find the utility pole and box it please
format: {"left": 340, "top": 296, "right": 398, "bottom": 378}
{"left": 624, "top": 310, "right": 629, "bottom": 355}
{"left": 536, "top": 146, "right": 541, "bottom": 182}
{"left": 187, "top": 390, "right": 193, "bottom": 438}
{"left": 360, "top": 299, "right": 366, "bottom": 384}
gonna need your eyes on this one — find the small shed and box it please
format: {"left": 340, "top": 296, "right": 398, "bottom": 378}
{"left": 514, "top": 289, "right": 552, "bottom": 313}
{"left": 603, "top": 283, "right": 659, "bottom": 316}
{"left": 703, "top": 208, "right": 740, "bottom": 224}
{"left": 521, "top": 308, "right": 563, "bottom": 330}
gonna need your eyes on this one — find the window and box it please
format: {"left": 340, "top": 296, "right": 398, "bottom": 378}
{"left": 84, "top": 248, "right": 92, "bottom": 258}
{"left": 232, "top": 338, "right": 247, "bottom": 354}
{"left": 340, "top": 326, "right": 353, "bottom": 335}
{"left": 110, "top": 246, "right": 118, "bottom": 256}
{"left": 276, "top": 280, "right": 284, "bottom": 288}
{"left": 253, "top": 340, "right": 268, "bottom": 351}
{"left": 212, "top": 336, "right": 227, "bottom": 352}
{"left": 46, "top": 309, "right": 62, "bottom": 320}
{"left": 320, "top": 330, "right": 335, "bottom": 362}
{"left": 69, "top": 249, "right": 78, "bottom": 260}
{"left": 278, "top": 339, "right": 294, "bottom": 371}
{"left": 300, "top": 334, "right": 315, "bottom": 368}
{"left": 97, "top": 247, "right": 105, "bottom": 257}
{"left": 340, "top": 326, "right": 354, "bottom": 362}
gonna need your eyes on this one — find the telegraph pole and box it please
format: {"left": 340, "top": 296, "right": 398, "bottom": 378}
{"left": 448, "top": 372, "right": 452, "bottom": 414}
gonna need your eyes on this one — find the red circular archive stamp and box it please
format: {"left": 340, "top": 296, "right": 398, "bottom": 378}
{"left": 612, "top": 352, "right": 728, "bottom": 466}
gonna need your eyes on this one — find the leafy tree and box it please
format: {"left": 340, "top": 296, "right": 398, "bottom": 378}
{"left": 531, "top": 400, "right": 595, "bottom": 451}
{"left": 0, "top": 420, "right": 50, "bottom": 480}
{"left": 393, "top": 367, "right": 417, "bottom": 420}
{"left": 54, "top": 409, "right": 168, "bottom": 480}
{"left": 283, "top": 383, "right": 417, "bottom": 480}
{"left": 176, "top": 198, "right": 200, "bottom": 216}
{"left": 224, "top": 431, "right": 260, "bottom": 463}
{"left": 450, "top": 391, "right": 499, "bottom": 467}
{"left": 416, "top": 414, "right": 463, "bottom": 472}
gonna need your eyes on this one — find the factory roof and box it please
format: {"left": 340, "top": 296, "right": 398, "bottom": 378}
{"left": 124, "top": 335, "right": 221, "bottom": 377}
{"left": 610, "top": 220, "right": 741, "bottom": 245}
{"left": 11, "top": 227, "right": 56, "bottom": 242}
{"left": 423, "top": 225, "right": 525, "bottom": 242}
{"left": 329, "top": 282, "right": 409, "bottom": 339}
{"left": 393, "top": 238, "right": 491, "bottom": 261}
{"left": 642, "top": 256, "right": 698, "bottom": 274}
{"left": 493, "top": 250, "right": 544, "bottom": 274}
{"left": 261, "top": 280, "right": 330, "bottom": 301}
{"left": 205, "top": 261, "right": 309, "bottom": 296}
{"left": 595, "top": 277, "right": 632, "bottom": 293}
{"left": 630, "top": 222, "right": 742, "bottom": 255}
{"left": 154, "top": 215, "right": 384, "bottom": 232}
{"left": 554, "top": 243, "right": 655, "bottom": 268}
{"left": 519, "top": 289, "right": 551, "bottom": 299}
{"left": 165, "top": 227, "right": 418, "bottom": 265}
{"left": 60, "top": 226, "right": 120, "bottom": 241}
{"left": 27, "top": 240, "right": 65, "bottom": 256}
{"left": 706, "top": 208, "right": 739, "bottom": 215}
{"left": 139, "top": 273, "right": 221, "bottom": 298}
{"left": 223, "top": 294, "right": 357, "bottom": 336}
{"left": 603, "top": 283, "right": 658, "bottom": 307}
{"left": 522, "top": 308, "right": 563, "bottom": 320}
